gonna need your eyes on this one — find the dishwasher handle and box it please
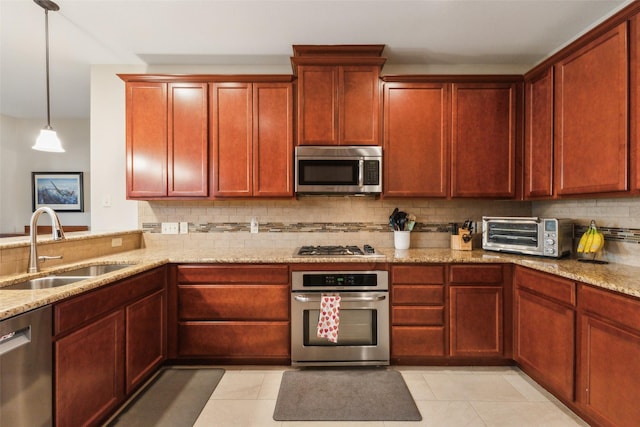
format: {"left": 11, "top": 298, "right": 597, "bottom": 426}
{"left": 0, "top": 325, "right": 31, "bottom": 356}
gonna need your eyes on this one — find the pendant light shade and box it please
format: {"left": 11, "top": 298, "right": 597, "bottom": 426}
{"left": 34, "top": 126, "right": 64, "bottom": 152}
{"left": 32, "top": 0, "right": 64, "bottom": 153}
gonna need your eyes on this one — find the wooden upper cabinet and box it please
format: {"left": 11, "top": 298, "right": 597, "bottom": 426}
{"left": 253, "top": 83, "right": 294, "bottom": 197}
{"left": 125, "top": 82, "right": 168, "bottom": 198}
{"left": 210, "top": 81, "right": 293, "bottom": 198}
{"left": 124, "top": 80, "right": 208, "bottom": 199}
{"left": 451, "top": 82, "right": 519, "bottom": 198}
{"left": 210, "top": 82, "right": 253, "bottom": 197}
{"left": 297, "top": 66, "right": 338, "bottom": 145}
{"left": 554, "top": 23, "right": 629, "bottom": 195}
{"left": 167, "top": 83, "right": 208, "bottom": 197}
{"left": 340, "top": 66, "right": 381, "bottom": 145}
{"left": 292, "top": 45, "right": 385, "bottom": 146}
{"left": 297, "top": 65, "right": 380, "bottom": 146}
{"left": 383, "top": 82, "right": 450, "bottom": 197}
{"left": 631, "top": 12, "right": 639, "bottom": 193}
{"left": 524, "top": 68, "right": 554, "bottom": 199}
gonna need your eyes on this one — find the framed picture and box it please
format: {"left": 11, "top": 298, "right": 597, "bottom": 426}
{"left": 32, "top": 172, "right": 84, "bottom": 212}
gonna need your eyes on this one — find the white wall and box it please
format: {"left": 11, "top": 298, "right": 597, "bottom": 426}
{"left": 89, "top": 65, "right": 143, "bottom": 231}
{"left": 0, "top": 114, "right": 90, "bottom": 233}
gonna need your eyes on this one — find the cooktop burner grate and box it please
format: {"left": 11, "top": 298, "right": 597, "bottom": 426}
{"left": 297, "top": 245, "right": 366, "bottom": 256}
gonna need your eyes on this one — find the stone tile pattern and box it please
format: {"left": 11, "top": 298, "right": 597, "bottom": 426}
{"left": 193, "top": 366, "right": 589, "bottom": 427}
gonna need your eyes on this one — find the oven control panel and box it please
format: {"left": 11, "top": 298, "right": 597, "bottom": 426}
{"left": 292, "top": 270, "right": 389, "bottom": 291}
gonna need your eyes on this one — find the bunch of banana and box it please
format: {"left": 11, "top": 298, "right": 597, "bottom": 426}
{"left": 577, "top": 221, "right": 605, "bottom": 254}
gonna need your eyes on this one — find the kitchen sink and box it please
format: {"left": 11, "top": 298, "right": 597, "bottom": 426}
{"left": 1, "top": 264, "right": 135, "bottom": 290}
{"left": 55, "top": 263, "right": 135, "bottom": 277}
{"left": 2, "top": 276, "right": 89, "bottom": 290}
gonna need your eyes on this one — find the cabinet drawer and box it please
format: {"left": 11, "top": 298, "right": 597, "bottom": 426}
{"left": 178, "top": 321, "right": 290, "bottom": 357}
{"left": 55, "top": 268, "right": 165, "bottom": 336}
{"left": 391, "top": 326, "right": 445, "bottom": 357}
{"left": 392, "top": 285, "right": 444, "bottom": 305}
{"left": 178, "top": 285, "right": 289, "bottom": 320}
{"left": 392, "top": 265, "right": 445, "bottom": 284}
{"left": 177, "top": 264, "right": 288, "bottom": 284}
{"left": 392, "top": 306, "right": 444, "bottom": 326}
{"left": 580, "top": 284, "right": 640, "bottom": 332}
{"left": 515, "top": 267, "right": 575, "bottom": 306}
{"left": 449, "top": 264, "right": 504, "bottom": 284}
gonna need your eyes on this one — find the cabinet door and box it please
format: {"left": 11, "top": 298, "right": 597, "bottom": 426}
{"left": 168, "top": 83, "right": 208, "bottom": 197}
{"left": 297, "top": 66, "right": 339, "bottom": 145}
{"left": 125, "top": 290, "right": 166, "bottom": 395}
{"left": 383, "top": 83, "right": 450, "bottom": 197}
{"left": 514, "top": 288, "right": 575, "bottom": 401}
{"left": 211, "top": 83, "right": 253, "bottom": 197}
{"left": 341, "top": 66, "right": 381, "bottom": 145}
{"left": 451, "top": 82, "right": 518, "bottom": 198}
{"left": 125, "top": 82, "right": 167, "bottom": 198}
{"left": 524, "top": 68, "right": 554, "bottom": 198}
{"left": 577, "top": 284, "right": 640, "bottom": 427}
{"left": 253, "top": 83, "right": 294, "bottom": 197}
{"left": 578, "top": 315, "right": 640, "bottom": 427}
{"left": 55, "top": 311, "right": 124, "bottom": 427}
{"left": 631, "top": 13, "right": 639, "bottom": 193}
{"left": 555, "top": 23, "right": 628, "bottom": 195}
{"left": 449, "top": 286, "right": 503, "bottom": 357}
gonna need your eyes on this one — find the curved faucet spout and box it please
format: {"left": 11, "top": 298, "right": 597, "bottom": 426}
{"left": 28, "top": 207, "right": 66, "bottom": 273}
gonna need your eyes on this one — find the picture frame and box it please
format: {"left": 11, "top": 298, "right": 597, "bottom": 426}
{"left": 32, "top": 172, "right": 84, "bottom": 212}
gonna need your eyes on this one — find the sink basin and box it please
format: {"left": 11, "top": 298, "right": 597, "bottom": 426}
{"left": 2, "top": 276, "right": 88, "bottom": 290}
{"left": 1, "top": 264, "right": 135, "bottom": 290}
{"left": 55, "top": 264, "right": 135, "bottom": 277}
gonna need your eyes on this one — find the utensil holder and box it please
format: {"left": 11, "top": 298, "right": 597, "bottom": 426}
{"left": 451, "top": 229, "right": 473, "bottom": 251}
{"left": 394, "top": 231, "right": 411, "bottom": 250}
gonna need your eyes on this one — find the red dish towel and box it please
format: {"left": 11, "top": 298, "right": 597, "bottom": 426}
{"left": 317, "top": 294, "right": 341, "bottom": 343}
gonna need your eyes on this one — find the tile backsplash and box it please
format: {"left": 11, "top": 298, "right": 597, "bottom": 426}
{"left": 139, "top": 198, "right": 531, "bottom": 250}
{"left": 140, "top": 196, "right": 640, "bottom": 266}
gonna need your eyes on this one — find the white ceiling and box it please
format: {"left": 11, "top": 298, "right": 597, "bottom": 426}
{"left": 0, "top": 0, "right": 633, "bottom": 119}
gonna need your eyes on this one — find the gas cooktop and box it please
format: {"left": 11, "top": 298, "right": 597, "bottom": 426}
{"left": 295, "top": 245, "right": 380, "bottom": 257}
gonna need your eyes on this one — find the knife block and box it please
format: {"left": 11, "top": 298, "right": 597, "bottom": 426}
{"left": 451, "top": 229, "right": 473, "bottom": 251}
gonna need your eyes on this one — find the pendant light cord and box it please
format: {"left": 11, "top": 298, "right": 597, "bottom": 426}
{"left": 44, "top": 8, "right": 52, "bottom": 128}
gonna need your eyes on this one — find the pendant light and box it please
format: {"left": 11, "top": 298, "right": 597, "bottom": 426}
{"left": 32, "top": 0, "right": 64, "bottom": 153}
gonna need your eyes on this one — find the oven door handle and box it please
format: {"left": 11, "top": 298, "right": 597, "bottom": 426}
{"left": 293, "top": 294, "right": 387, "bottom": 303}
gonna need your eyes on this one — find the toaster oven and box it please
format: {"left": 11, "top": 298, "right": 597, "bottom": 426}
{"left": 482, "top": 217, "right": 573, "bottom": 258}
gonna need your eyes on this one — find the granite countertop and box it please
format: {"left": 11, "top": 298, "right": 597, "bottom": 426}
{"left": 1, "top": 246, "right": 639, "bottom": 321}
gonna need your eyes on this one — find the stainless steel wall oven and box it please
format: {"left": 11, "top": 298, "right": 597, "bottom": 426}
{"left": 291, "top": 270, "right": 389, "bottom": 366}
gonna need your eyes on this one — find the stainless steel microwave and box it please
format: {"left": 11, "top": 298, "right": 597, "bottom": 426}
{"left": 295, "top": 146, "right": 382, "bottom": 195}
{"left": 482, "top": 216, "right": 573, "bottom": 258}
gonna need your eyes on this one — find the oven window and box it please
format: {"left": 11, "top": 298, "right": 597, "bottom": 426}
{"left": 303, "top": 309, "right": 377, "bottom": 346}
{"left": 299, "top": 160, "right": 359, "bottom": 185}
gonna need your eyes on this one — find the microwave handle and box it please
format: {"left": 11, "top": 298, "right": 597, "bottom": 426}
{"left": 358, "top": 160, "right": 364, "bottom": 186}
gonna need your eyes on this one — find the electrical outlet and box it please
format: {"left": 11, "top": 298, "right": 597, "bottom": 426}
{"left": 111, "top": 237, "right": 122, "bottom": 247}
{"left": 250, "top": 217, "right": 259, "bottom": 234}
{"left": 161, "top": 222, "right": 179, "bottom": 234}
{"left": 179, "top": 222, "right": 189, "bottom": 234}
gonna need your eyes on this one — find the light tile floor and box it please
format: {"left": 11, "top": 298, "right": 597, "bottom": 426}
{"left": 192, "top": 366, "right": 590, "bottom": 427}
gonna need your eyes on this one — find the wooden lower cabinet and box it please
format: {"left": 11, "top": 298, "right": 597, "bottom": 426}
{"left": 175, "top": 264, "right": 290, "bottom": 364}
{"left": 448, "top": 264, "right": 508, "bottom": 360}
{"left": 55, "top": 311, "right": 124, "bottom": 427}
{"left": 54, "top": 268, "right": 166, "bottom": 427}
{"left": 390, "top": 265, "right": 446, "bottom": 362}
{"left": 513, "top": 267, "right": 575, "bottom": 402}
{"left": 576, "top": 284, "right": 640, "bottom": 427}
{"left": 449, "top": 286, "right": 503, "bottom": 357}
{"left": 125, "top": 290, "right": 166, "bottom": 394}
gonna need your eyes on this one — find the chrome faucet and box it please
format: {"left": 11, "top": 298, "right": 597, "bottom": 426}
{"left": 28, "top": 207, "right": 66, "bottom": 273}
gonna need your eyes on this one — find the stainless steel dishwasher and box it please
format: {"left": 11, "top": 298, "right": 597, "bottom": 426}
{"left": 0, "top": 306, "right": 52, "bottom": 427}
